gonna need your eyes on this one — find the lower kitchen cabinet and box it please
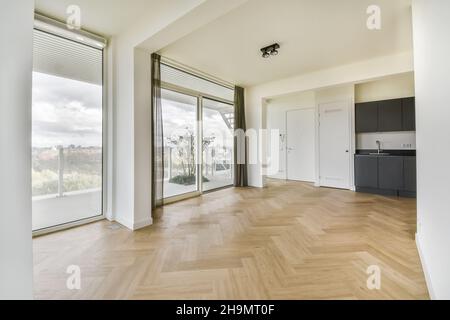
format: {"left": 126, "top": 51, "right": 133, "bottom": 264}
{"left": 402, "top": 156, "right": 417, "bottom": 196}
{"left": 378, "top": 156, "right": 404, "bottom": 190}
{"left": 355, "top": 154, "right": 416, "bottom": 197}
{"left": 355, "top": 156, "right": 378, "bottom": 188}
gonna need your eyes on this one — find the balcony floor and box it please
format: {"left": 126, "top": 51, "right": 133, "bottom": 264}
{"left": 164, "top": 171, "right": 232, "bottom": 198}
{"left": 32, "top": 190, "right": 102, "bottom": 231}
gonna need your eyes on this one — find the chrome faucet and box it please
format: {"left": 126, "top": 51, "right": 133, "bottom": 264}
{"left": 376, "top": 140, "right": 382, "bottom": 154}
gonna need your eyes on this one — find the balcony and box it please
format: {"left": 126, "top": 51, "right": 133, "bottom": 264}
{"left": 32, "top": 189, "right": 101, "bottom": 231}
{"left": 163, "top": 144, "right": 233, "bottom": 198}
{"left": 32, "top": 146, "right": 102, "bottom": 231}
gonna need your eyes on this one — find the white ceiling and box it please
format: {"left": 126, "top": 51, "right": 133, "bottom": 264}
{"left": 34, "top": 0, "right": 166, "bottom": 36}
{"left": 159, "top": 0, "right": 413, "bottom": 87}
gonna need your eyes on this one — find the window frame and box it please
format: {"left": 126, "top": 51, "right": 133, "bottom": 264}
{"left": 32, "top": 22, "right": 108, "bottom": 237}
{"left": 160, "top": 62, "right": 235, "bottom": 204}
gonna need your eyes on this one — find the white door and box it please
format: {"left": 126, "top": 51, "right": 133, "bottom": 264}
{"left": 319, "top": 101, "right": 351, "bottom": 189}
{"left": 286, "top": 108, "right": 316, "bottom": 182}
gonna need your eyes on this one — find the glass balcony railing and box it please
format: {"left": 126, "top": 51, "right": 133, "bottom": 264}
{"left": 32, "top": 146, "right": 102, "bottom": 198}
{"left": 32, "top": 146, "right": 103, "bottom": 231}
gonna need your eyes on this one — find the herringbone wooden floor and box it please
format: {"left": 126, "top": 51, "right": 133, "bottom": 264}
{"left": 33, "top": 180, "right": 429, "bottom": 299}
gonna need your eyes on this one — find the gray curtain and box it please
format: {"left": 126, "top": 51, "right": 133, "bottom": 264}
{"left": 151, "top": 53, "right": 164, "bottom": 208}
{"left": 234, "top": 86, "right": 248, "bottom": 187}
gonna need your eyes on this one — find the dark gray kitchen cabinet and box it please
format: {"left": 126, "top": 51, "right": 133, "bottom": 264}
{"left": 402, "top": 97, "right": 416, "bottom": 131}
{"left": 378, "top": 99, "right": 403, "bottom": 132}
{"left": 355, "top": 155, "right": 416, "bottom": 197}
{"left": 355, "top": 102, "right": 378, "bottom": 133}
{"left": 378, "top": 156, "right": 404, "bottom": 190}
{"left": 355, "top": 156, "right": 378, "bottom": 188}
{"left": 403, "top": 156, "right": 417, "bottom": 192}
{"left": 355, "top": 97, "right": 415, "bottom": 133}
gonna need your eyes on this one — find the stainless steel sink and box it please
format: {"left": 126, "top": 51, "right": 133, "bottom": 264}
{"left": 369, "top": 152, "right": 391, "bottom": 156}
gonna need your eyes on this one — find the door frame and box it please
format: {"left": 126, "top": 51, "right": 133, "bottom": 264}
{"left": 317, "top": 99, "right": 354, "bottom": 190}
{"left": 285, "top": 107, "right": 316, "bottom": 182}
{"left": 161, "top": 89, "right": 202, "bottom": 205}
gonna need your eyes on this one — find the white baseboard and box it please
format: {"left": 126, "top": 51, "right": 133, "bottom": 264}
{"left": 105, "top": 212, "right": 114, "bottom": 222}
{"left": 114, "top": 216, "right": 133, "bottom": 230}
{"left": 416, "top": 233, "right": 436, "bottom": 300}
{"left": 114, "top": 216, "right": 153, "bottom": 231}
{"left": 133, "top": 217, "right": 153, "bottom": 230}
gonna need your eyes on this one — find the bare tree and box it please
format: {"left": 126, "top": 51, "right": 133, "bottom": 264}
{"left": 166, "top": 127, "right": 215, "bottom": 184}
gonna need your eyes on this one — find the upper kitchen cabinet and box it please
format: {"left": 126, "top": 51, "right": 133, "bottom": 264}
{"left": 378, "top": 99, "right": 403, "bottom": 132}
{"left": 355, "top": 102, "right": 378, "bottom": 133}
{"left": 402, "top": 97, "right": 416, "bottom": 131}
{"left": 355, "top": 97, "right": 415, "bottom": 133}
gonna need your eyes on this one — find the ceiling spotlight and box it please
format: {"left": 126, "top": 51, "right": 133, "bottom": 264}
{"left": 261, "top": 43, "right": 280, "bottom": 59}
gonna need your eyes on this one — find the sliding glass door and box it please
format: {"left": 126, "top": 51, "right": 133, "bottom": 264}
{"left": 32, "top": 29, "right": 104, "bottom": 231}
{"left": 160, "top": 90, "right": 234, "bottom": 202}
{"left": 159, "top": 62, "right": 234, "bottom": 203}
{"left": 161, "top": 89, "right": 199, "bottom": 199}
{"left": 202, "top": 99, "right": 234, "bottom": 191}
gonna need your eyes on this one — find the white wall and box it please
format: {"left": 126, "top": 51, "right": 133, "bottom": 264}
{"left": 111, "top": 0, "right": 207, "bottom": 230}
{"left": 265, "top": 91, "right": 315, "bottom": 179}
{"left": 112, "top": 34, "right": 135, "bottom": 229}
{"left": 246, "top": 52, "right": 414, "bottom": 187}
{"left": 0, "top": 0, "right": 34, "bottom": 299}
{"left": 264, "top": 84, "right": 357, "bottom": 186}
{"left": 355, "top": 72, "right": 415, "bottom": 103}
{"left": 112, "top": 0, "right": 248, "bottom": 230}
{"left": 412, "top": 0, "right": 450, "bottom": 300}
{"left": 133, "top": 48, "right": 152, "bottom": 229}
{"left": 264, "top": 85, "right": 356, "bottom": 189}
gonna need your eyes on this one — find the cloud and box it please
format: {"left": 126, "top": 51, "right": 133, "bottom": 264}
{"left": 32, "top": 71, "right": 232, "bottom": 150}
{"left": 161, "top": 98, "right": 233, "bottom": 149}
{"left": 32, "top": 72, "right": 102, "bottom": 147}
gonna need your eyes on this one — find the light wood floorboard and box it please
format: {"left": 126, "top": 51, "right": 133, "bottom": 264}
{"left": 33, "top": 180, "right": 429, "bottom": 300}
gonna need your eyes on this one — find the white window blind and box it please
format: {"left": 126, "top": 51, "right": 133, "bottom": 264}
{"left": 33, "top": 29, "right": 103, "bottom": 85}
{"left": 161, "top": 63, "right": 234, "bottom": 102}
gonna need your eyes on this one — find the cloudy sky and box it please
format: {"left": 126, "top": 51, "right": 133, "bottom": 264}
{"left": 32, "top": 71, "right": 232, "bottom": 151}
{"left": 32, "top": 72, "right": 103, "bottom": 148}
{"left": 162, "top": 99, "right": 233, "bottom": 149}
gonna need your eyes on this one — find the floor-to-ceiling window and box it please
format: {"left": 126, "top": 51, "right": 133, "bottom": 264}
{"left": 32, "top": 25, "right": 105, "bottom": 232}
{"left": 160, "top": 62, "right": 234, "bottom": 201}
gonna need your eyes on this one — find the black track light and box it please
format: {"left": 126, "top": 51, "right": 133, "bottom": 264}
{"left": 261, "top": 43, "right": 280, "bottom": 59}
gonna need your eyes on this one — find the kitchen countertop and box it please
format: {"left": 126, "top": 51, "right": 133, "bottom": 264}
{"left": 356, "top": 149, "right": 416, "bottom": 156}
